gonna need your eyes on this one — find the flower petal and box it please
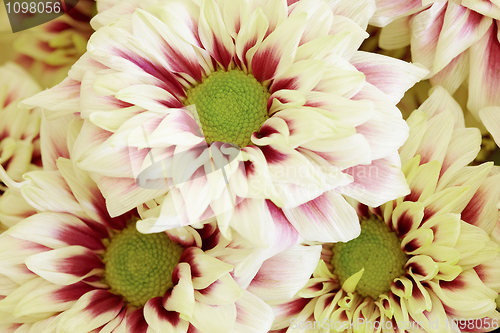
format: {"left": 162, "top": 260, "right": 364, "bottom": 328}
{"left": 338, "top": 154, "right": 410, "bottom": 207}
{"left": 144, "top": 297, "right": 189, "bottom": 333}
{"left": 429, "top": 50, "right": 469, "bottom": 94}
{"left": 57, "top": 290, "right": 124, "bottom": 333}
{"left": 282, "top": 190, "right": 360, "bottom": 243}
{"left": 328, "top": 0, "right": 375, "bottom": 29}
{"left": 410, "top": 3, "right": 447, "bottom": 75}
{"left": 251, "top": 11, "right": 307, "bottom": 81}
{"left": 19, "top": 77, "right": 81, "bottom": 119}
{"left": 350, "top": 51, "right": 429, "bottom": 105}
{"left": 234, "top": 6, "right": 269, "bottom": 72}
{"left": 415, "top": 109, "right": 455, "bottom": 165}
{"left": 370, "top": 0, "right": 423, "bottom": 27}
{"left": 180, "top": 247, "right": 233, "bottom": 290}
{"left": 391, "top": 201, "right": 424, "bottom": 238}
{"left": 133, "top": 8, "right": 204, "bottom": 83}
{"left": 190, "top": 302, "right": 236, "bottom": 333}
{"left": 233, "top": 290, "right": 274, "bottom": 333}
{"left": 20, "top": 171, "right": 86, "bottom": 218}
{"left": 195, "top": 273, "right": 242, "bottom": 306}
{"left": 89, "top": 172, "right": 167, "bottom": 218}
{"left": 479, "top": 107, "right": 500, "bottom": 148}
{"left": 227, "top": 198, "right": 276, "bottom": 248}
{"left": 378, "top": 17, "right": 412, "bottom": 49}
{"left": 39, "top": 114, "right": 75, "bottom": 171}
{"left": 247, "top": 244, "right": 321, "bottom": 301}
{"left": 434, "top": 3, "right": 492, "bottom": 74}
{"left": 427, "top": 270, "right": 498, "bottom": 318}
{"left": 198, "top": 0, "right": 235, "bottom": 69}
{"left": 6, "top": 212, "right": 104, "bottom": 251}
{"left": 25, "top": 246, "right": 104, "bottom": 285}
{"left": 288, "top": 0, "right": 333, "bottom": 45}
{"left": 165, "top": 262, "right": 195, "bottom": 320}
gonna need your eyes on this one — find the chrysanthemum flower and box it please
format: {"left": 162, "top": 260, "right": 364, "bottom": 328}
{"left": 268, "top": 86, "right": 500, "bottom": 333}
{"left": 0, "top": 116, "right": 278, "bottom": 333}
{"left": 22, "top": 0, "right": 428, "bottom": 248}
{"left": 0, "top": 63, "right": 42, "bottom": 182}
{"left": 12, "top": 0, "right": 95, "bottom": 88}
{"left": 371, "top": 0, "right": 500, "bottom": 148}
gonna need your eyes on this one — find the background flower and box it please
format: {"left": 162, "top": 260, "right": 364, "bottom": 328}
{"left": 371, "top": 0, "right": 500, "bottom": 148}
{"left": 268, "top": 86, "right": 500, "bottom": 333}
{"left": 0, "top": 63, "right": 42, "bottom": 183}
{"left": 7, "top": 0, "right": 95, "bottom": 88}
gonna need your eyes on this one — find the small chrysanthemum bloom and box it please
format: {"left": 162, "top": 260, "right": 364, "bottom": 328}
{"left": 23, "top": 0, "right": 428, "bottom": 247}
{"left": 12, "top": 0, "right": 95, "bottom": 88}
{"left": 268, "top": 86, "right": 500, "bottom": 333}
{"left": 0, "top": 124, "right": 278, "bottom": 333}
{"left": 371, "top": 0, "right": 500, "bottom": 148}
{"left": 0, "top": 63, "right": 42, "bottom": 182}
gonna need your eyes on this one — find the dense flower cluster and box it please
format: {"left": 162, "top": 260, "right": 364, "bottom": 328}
{"left": 0, "top": 0, "right": 498, "bottom": 332}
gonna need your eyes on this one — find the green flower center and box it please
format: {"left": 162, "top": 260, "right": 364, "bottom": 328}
{"left": 103, "top": 222, "right": 184, "bottom": 307}
{"left": 185, "top": 69, "right": 270, "bottom": 147}
{"left": 331, "top": 217, "right": 408, "bottom": 300}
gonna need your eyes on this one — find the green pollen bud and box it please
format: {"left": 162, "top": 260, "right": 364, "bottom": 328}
{"left": 103, "top": 222, "right": 184, "bottom": 307}
{"left": 331, "top": 217, "right": 408, "bottom": 300}
{"left": 185, "top": 69, "right": 270, "bottom": 147}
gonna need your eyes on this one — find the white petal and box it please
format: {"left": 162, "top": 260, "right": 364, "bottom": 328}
{"left": 25, "top": 246, "right": 104, "bottom": 285}
{"left": 247, "top": 244, "right": 321, "bottom": 301}
{"left": 283, "top": 190, "right": 360, "bottom": 243}
{"left": 479, "top": 107, "right": 500, "bottom": 147}
{"left": 57, "top": 290, "right": 124, "bottom": 333}
{"left": 233, "top": 290, "right": 274, "bottom": 333}
{"left": 350, "top": 51, "right": 429, "bottom": 105}
{"left": 338, "top": 154, "right": 410, "bottom": 207}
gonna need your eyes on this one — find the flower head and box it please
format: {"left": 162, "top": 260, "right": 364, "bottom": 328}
{"left": 0, "top": 115, "right": 276, "bottom": 333}
{"left": 268, "top": 86, "right": 500, "bottom": 332}
{"left": 22, "top": 0, "right": 428, "bottom": 248}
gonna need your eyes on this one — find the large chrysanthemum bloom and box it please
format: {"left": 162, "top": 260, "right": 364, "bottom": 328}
{"left": 12, "top": 0, "right": 95, "bottom": 88}
{"left": 22, "top": 0, "right": 428, "bottom": 248}
{"left": 370, "top": 0, "right": 500, "bottom": 148}
{"left": 0, "top": 118, "right": 279, "bottom": 333}
{"left": 0, "top": 63, "right": 42, "bottom": 183}
{"left": 268, "top": 86, "right": 500, "bottom": 333}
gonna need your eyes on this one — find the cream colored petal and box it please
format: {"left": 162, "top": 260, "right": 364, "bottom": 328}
{"left": 57, "top": 290, "right": 124, "bottom": 333}
{"left": 232, "top": 290, "right": 274, "bottom": 333}
{"left": 25, "top": 246, "right": 104, "bottom": 285}
{"left": 327, "top": 0, "right": 376, "bottom": 29}
{"left": 427, "top": 270, "right": 498, "bottom": 319}
{"left": 411, "top": 3, "right": 447, "bottom": 75}
{"left": 247, "top": 244, "right": 321, "bottom": 301}
{"left": 283, "top": 191, "right": 360, "bottom": 243}
{"left": 433, "top": 3, "right": 492, "bottom": 74}
{"left": 467, "top": 22, "right": 500, "bottom": 114}
{"left": 479, "top": 106, "right": 500, "bottom": 148}
{"left": 251, "top": 11, "right": 307, "bottom": 81}
{"left": 379, "top": 17, "right": 411, "bottom": 49}
{"left": 198, "top": 0, "right": 235, "bottom": 69}
{"left": 190, "top": 302, "right": 236, "bottom": 333}
{"left": 429, "top": 51, "right": 469, "bottom": 95}
{"left": 350, "top": 51, "right": 428, "bottom": 105}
